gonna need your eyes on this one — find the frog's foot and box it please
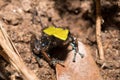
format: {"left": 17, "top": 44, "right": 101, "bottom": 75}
{"left": 72, "top": 51, "right": 77, "bottom": 62}
{"left": 49, "top": 58, "right": 65, "bottom": 67}
{"left": 32, "top": 53, "right": 43, "bottom": 67}
{"left": 78, "top": 52, "right": 84, "bottom": 58}
{"left": 72, "top": 51, "right": 84, "bottom": 62}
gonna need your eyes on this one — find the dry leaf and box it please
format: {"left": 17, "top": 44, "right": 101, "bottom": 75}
{"left": 56, "top": 41, "right": 103, "bottom": 80}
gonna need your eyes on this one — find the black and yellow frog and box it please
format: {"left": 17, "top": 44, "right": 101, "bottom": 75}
{"left": 30, "top": 26, "right": 84, "bottom": 66}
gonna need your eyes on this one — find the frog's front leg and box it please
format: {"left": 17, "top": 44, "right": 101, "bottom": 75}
{"left": 30, "top": 34, "right": 43, "bottom": 67}
{"left": 70, "top": 37, "right": 84, "bottom": 62}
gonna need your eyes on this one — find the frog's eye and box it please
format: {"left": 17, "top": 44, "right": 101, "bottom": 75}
{"left": 43, "top": 26, "right": 69, "bottom": 41}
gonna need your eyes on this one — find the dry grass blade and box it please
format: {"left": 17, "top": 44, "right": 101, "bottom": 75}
{"left": 0, "top": 23, "right": 38, "bottom": 80}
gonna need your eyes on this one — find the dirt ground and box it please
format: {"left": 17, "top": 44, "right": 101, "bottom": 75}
{"left": 0, "top": 0, "right": 120, "bottom": 80}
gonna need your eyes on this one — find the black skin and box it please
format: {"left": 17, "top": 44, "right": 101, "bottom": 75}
{"left": 30, "top": 28, "right": 84, "bottom": 67}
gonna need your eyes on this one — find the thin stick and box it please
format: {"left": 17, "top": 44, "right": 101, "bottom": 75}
{"left": 95, "top": 0, "right": 105, "bottom": 60}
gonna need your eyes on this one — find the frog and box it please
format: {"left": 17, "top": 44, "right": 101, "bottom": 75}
{"left": 30, "top": 26, "right": 84, "bottom": 66}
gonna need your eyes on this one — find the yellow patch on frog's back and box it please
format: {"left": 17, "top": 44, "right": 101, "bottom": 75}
{"left": 43, "top": 26, "right": 69, "bottom": 41}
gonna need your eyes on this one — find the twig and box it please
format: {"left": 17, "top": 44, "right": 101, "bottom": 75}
{"left": 95, "top": 0, "right": 105, "bottom": 60}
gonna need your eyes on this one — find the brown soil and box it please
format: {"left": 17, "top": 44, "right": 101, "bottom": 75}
{"left": 0, "top": 0, "right": 119, "bottom": 80}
